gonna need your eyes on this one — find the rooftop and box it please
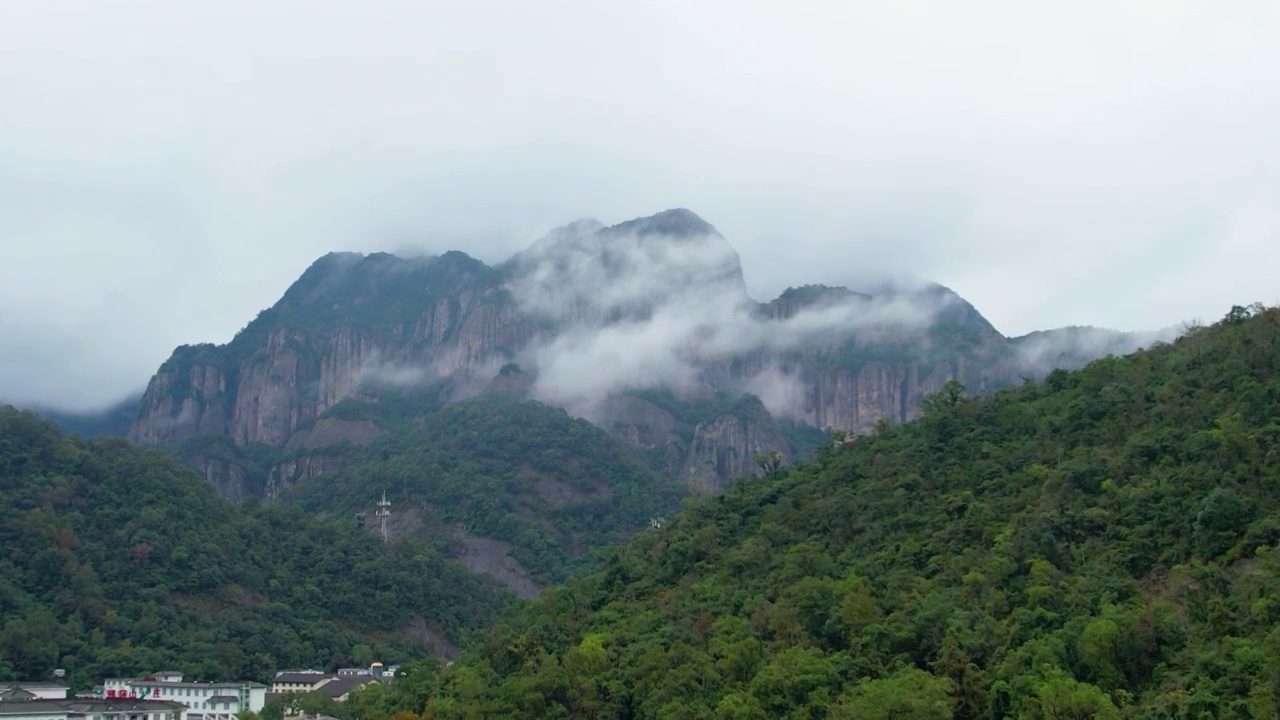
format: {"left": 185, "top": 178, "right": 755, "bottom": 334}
{"left": 313, "top": 677, "right": 375, "bottom": 699}
{"left": 0, "top": 689, "right": 37, "bottom": 701}
{"left": 0, "top": 685, "right": 68, "bottom": 690}
{"left": 127, "top": 681, "right": 266, "bottom": 689}
{"left": 0, "top": 700, "right": 183, "bottom": 716}
{"left": 272, "top": 674, "right": 333, "bottom": 685}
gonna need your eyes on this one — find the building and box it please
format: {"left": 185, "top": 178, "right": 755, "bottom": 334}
{"left": 0, "top": 685, "right": 69, "bottom": 702}
{"left": 268, "top": 674, "right": 330, "bottom": 696}
{"left": 270, "top": 664, "right": 389, "bottom": 700}
{"left": 309, "top": 677, "right": 373, "bottom": 704}
{"left": 0, "top": 699, "right": 182, "bottom": 720}
{"left": 101, "top": 675, "right": 265, "bottom": 720}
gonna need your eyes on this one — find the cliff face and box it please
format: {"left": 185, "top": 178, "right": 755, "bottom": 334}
{"left": 129, "top": 359, "right": 232, "bottom": 445}
{"left": 267, "top": 417, "right": 387, "bottom": 498}
{"left": 130, "top": 209, "right": 1146, "bottom": 496}
{"left": 682, "top": 397, "right": 792, "bottom": 492}
{"left": 130, "top": 251, "right": 532, "bottom": 449}
{"left": 190, "top": 455, "right": 252, "bottom": 502}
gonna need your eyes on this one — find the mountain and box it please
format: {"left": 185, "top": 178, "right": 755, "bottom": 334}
{"left": 128, "top": 209, "right": 1169, "bottom": 496}
{"left": 18, "top": 392, "right": 142, "bottom": 438}
{"left": 134, "top": 383, "right": 688, "bottom": 596}
{"left": 280, "top": 394, "right": 689, "bottom": 597}
{"left": 1011, "top": 325, "right": 1180, "bottom": 373}
{"left": 128, "top": 249, "right": 527, "bottom": 448}
{"left": 0, "top": 406, "right": 512, "bottom": 687}
{"left": 343, "top": 302, "right": 1280, "bottom": 718}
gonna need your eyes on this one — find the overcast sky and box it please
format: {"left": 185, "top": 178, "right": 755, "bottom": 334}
{"left": 3, "top": 1, "right": 1278, "bottom": 411}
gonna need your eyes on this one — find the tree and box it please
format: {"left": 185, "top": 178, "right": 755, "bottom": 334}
{"left": 1194, "top": 486, "right": 1255, "bottom": 559}
{"left": 921, "top": 380, "right": 967, "bottom": 415}
{"left": 1035, "top": 671, "right": 1119, "bottom": 720}
{"left": 752, "top": 451, "right": 783, "bottom": 478}
{"left": 831, "top": 667, "right": 954, "bottom": 720}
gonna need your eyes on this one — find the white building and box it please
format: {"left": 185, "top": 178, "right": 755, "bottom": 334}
{"left": 101, "top": 675, "right": 265, "bottom": 720}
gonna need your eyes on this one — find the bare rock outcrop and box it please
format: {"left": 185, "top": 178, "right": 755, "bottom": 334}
{"left": 683, "top": 397, "right": 792, "bottom": 492}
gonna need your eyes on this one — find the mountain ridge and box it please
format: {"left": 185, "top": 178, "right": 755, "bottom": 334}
{"left": 126, "top": 209, "right": 1174, "bottom": 495}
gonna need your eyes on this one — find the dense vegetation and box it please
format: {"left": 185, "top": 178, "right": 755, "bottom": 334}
{"left": 0, "top": 409, "right": 513, "bottom": 688}
{"left": 290, "top": 395, "right": 689, "bottom": 586}
{"left": 336, "top": 303, "right": 1280, "bottom": 718}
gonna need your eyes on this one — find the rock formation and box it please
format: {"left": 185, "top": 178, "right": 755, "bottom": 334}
{"left": 130, "top": 209, "right": 1170, "bottom": 494}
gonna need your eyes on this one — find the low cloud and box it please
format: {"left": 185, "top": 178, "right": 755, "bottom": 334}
{"left": 506, "top": 218, "right": 960, "bottom": 420}
{"left": 1012, "top": 325, "right": 1183, "bottom": 376}
{"left": 355, "top": 354, "right": 429, "bottom": 390}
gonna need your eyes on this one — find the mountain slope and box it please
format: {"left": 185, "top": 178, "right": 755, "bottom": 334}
{"left": 282, "top": 394, "right": 690, "bottom": 595}
{"left": 0, "top": 407, "right": 513, "bottom": 688}
{"left": 129, "top": 249, "right": 526, "bottom": 448}
{"left": 22, "top": 392, "right": 142, "bottom": 438}
{"left": 357, "top": 302, "right": 1280, "bottom": 719}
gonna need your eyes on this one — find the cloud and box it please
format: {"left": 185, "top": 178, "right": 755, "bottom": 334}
{"left": 3, "top": 1, "right": 1279, "bottom": 409}
{"left": 508, "top": 219, "right": 960, "bottom": 420}
{"left": 355, "top": 359, "right": 429, "bottom": 390}
{"left": 1011, "top": 325, "right": 1183, "bottom": 376}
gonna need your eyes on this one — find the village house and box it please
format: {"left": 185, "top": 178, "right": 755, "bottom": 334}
{"left": 269, "top": 664, "right": 394, "bottom": 699}
{"left": 268, "top": 673, "right": 330, "bottom": 696}
{"left": 269, "top": 664, "right": 393, "bottom": 718}
{"left": 100, "top": 674, "right": 265, "bottom": 720}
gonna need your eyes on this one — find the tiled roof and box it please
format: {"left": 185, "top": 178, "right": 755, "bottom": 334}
{"left": 0, "top": 689, "right": 37, "bottom": 700}
{"left": 272, "top": 674, "right": 334, "bottom": 685}
{"left": 0, "top": 699, "right": 184, "bottom": 716}
{"left": 0, "top": 684, "right": 68, "bottom": 690}
{"left": 131, "top": 676, "right": 266, "bottom": 681}
{"left": 314, "top": 677, "right": 375, "bottom": 698}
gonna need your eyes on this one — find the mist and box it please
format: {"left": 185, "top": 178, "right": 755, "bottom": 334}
{"left": 1012, "top": 325, "right": 1184, "bottom": 376}
{"left": 505, "top": 216, "right": 967, "bottom": 421}
{"left": 4, "top": 2, "right": 1279, "bottom": 410}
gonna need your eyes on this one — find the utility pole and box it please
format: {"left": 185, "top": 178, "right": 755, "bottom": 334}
{"left": 376, "top": 490, "right": 391, "bottom": 543}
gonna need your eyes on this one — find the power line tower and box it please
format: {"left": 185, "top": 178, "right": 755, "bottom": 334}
{"left": 375, "top": 490, "right": 391, "bottom": 543}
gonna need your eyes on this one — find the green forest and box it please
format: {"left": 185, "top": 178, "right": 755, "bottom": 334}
{"left": 289, "top": 395, "right": 690, "bottom": 585}
{"left": 8, "top": 303, "right": 1280, "bottom": 718}
{"left": 163, "top": 389, "right": 691, "bottom": 589}
{"left": 329, "top": 304, "right": 1280, "bottom": 719}
{"left": 0, "top": 409, "right": 514, "bottom": 688}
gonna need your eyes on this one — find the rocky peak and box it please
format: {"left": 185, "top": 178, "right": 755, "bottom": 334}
{"left": 766, "top": 284, "right": 872, "bottom": 320}
{"left": 503, "top": 208, "right": 749, "bottom": 326}
{"left": 126, "top": 207, "right": 1160, "bottom": 501}
{"left": 597, "top": 208, "right": 719, "bottom": 239}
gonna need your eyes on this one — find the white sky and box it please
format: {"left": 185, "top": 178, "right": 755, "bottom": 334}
{"left": 2, "top": 0, "right": 1278, "bottom": 410}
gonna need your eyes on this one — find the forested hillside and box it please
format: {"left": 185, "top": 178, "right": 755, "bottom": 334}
{"left": 340, "top": 303, "right": 1280, "bottom": 719}
{"left": 0, "top": 409, "right": 513, "bottom": 688}
{"left": 288, "top": 395, "right": 689, "bottom": 588}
